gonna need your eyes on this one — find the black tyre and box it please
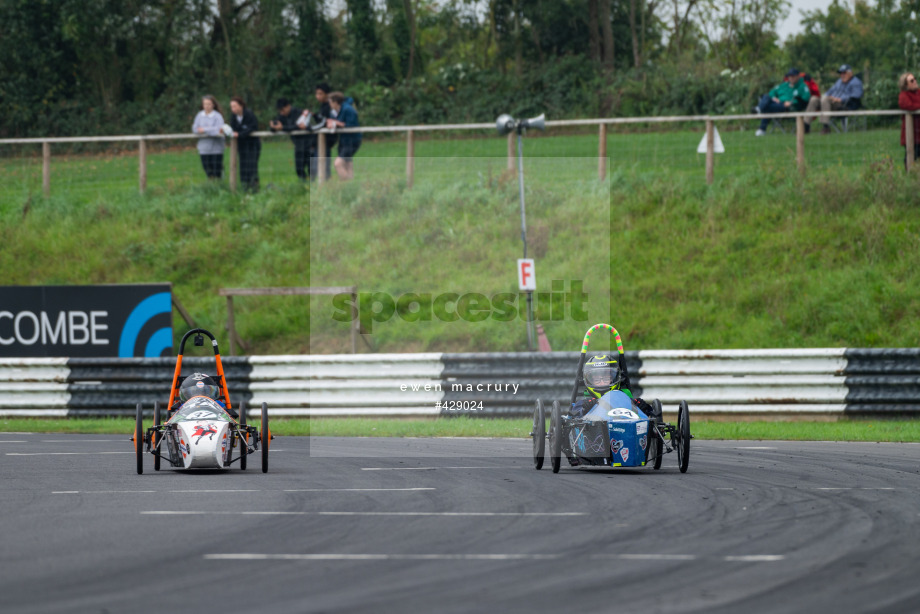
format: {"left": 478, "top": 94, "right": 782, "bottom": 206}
{"left": 239, "top": 401, "right": 247, "bottom": 471}
{"left": 550, "top": 400, "right": 563, "bottom": 474}
{"left": 153, "top": 402, "right": 161, "bottom": 471}
{"left": 261, "top": 402, "right": 269, "bottom": 473}
{"left": 135, "top": 403, "right": 143, "bottom": 475}
{"left": 532, "top": 400, "right": 546, "bottom": 470}
{"left": 677, "top": 400, "right": 690, "bottom": 473}
{"left": 651, "top": 399, "right": 663, "bottom": 471}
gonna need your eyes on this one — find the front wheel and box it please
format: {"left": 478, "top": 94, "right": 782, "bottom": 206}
{"left": 135, "top": 403, "right": 144, "bottom": 475}
{"left": 532, "top": 400, "right": 545, "bottom": 470}
{"left": 651, "top": 399, "right": 663, "bottom": 471}
{"left": 153, "top": 402, "right": 161, "bottom": 471}
{"left": 239, "top": 401, "right": 247, "bottom": 471}
{"left": 261, "top": 402, "right": 270, "bottom": 473}
{"left": 677, "top": 400, "right": 690, "bottom": 473}
{"left": 550, "top": 401, "right": 563, "bottom": 474}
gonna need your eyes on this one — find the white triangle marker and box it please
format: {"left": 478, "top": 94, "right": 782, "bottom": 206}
{"left": 697, "top": 126, "right": 725, "bottom": 154}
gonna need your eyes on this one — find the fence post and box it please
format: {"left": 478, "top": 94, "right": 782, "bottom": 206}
{"left": 138, "top": 138, "right": 147, "bottom": 194}
{"left": 226, "top": 295, "right": 236, "bottom": 356}
{"left": 796, "top": 116, "right": 805, "bottom": 175}
{"left": 42, "top": 142, "right": 50, "bottom": 197}
{"left": 406, "top": 129, "right": 415, "bottom": 188}
{"left": 907, "top": 113, "right": 915, "bottom": 171}
{"left": 318, "top": 132, "right": 327, "bottom": 185}
{"left": 705, "top": 120, "right": 714, "bottom": 185}
{"left": 350, "top": 288, "right": 358, "bottom": 354}
{"left": 598, "top": 123, "right": 607, "bottom": 181}
{"left": 507, "top": 132, "right": 515, "bottom": 171}
{"left": 229, "top": 138, "right": 238, "bottom": 193}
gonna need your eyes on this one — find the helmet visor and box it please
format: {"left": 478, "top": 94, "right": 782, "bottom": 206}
{"left": 179, "top": 383, "right": 220, "bottom": 403}
{"left": 585, "top": 366, "right": 617, "bottom": 389}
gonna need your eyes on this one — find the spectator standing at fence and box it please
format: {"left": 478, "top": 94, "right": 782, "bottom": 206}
{"left": 753, "top": 68, "right": 811, "bottom": 136}
{"left": 270, "top": 98, "right": 312, "bottom": 181}
{"left": 192, "top": 95, "right": 225, "bottom": 179}
{"left": 899, "top": 72, "right": 920, "bottom": 168}
{"left": 229, "top": 97, "right": 261, "bottom": 192}
{"left": 314, "top": 83, "right": 337, "bottom": 178}
{"left": 804, "top": 64, "right": 864, "bottom": 135}
{"left": 326, "top": 92, "right": 362, "bottom": 181}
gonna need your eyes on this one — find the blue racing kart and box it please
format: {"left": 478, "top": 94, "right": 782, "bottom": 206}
{"left": 532, "top": 323, "right": 690, "bottom": 473}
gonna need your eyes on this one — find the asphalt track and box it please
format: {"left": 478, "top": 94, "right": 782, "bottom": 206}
{"left": 2, "top": 435, "right": 920, "bottom": 614}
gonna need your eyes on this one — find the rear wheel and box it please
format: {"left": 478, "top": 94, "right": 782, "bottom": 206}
{"left": 239, "top": 401, "right": 247, "bottom": 471}
{"left": 261, "top": 402, "right": 270, "bottom": 473}
{"left": 135, "top": 403, "right": 144, "bottom": 475}
{"left": 153, "top": 402, "right": 161, "bottom": 471}
{"left": 651, "top": 399, "right": 663, "bottom": 470}
{"left": 677, "top": 400, "right": 690, "bottom": 473}
{"left": 532, "top": 400, "right": 545, "bottom": 470}
{"left": 550, "top": 401, "right": 563, "bottom": 474}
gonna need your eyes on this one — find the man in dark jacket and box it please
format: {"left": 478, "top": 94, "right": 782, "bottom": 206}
{"left": 270, "top": 98, "right": 314, "bottom": 181}
{"left": 229, "top": 97, "right": 261, "bottom": 192}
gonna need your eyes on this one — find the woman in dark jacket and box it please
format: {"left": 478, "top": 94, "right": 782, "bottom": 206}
{"left": 899, "top": 73, "right": 920, "bottom": 168}
{"left": 229, "top": 96, "right": 261, "bottom": 191}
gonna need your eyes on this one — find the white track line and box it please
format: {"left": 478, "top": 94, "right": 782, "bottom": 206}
{"left": 361, "top": 466, "right": 520, "bottom": 471}
{"left": 6, "top": 452, "right": 134, "bottom": 456}
{"left": 283, "top": 488, "right": 436, "bottom": 492}
{"left": 206, "top": 554, "right": 561, "bottom": 561}
{"left": 50, "top": 488, "right": 437, "bottom": 494}
{"left": 168, "top": 490, "right": 261, "bottom": 493}
{"left": 41, "top": 439, "right": 122, "bottom": 442}
{"left": 0, "top": 441, "right": 27, "bottom": 443}
{"left": 733, "top": 447, "right": 777, "bottom": 450}
{"left": 143, "top": 511, "right": 586, "bottom": 517}
{"left": 816, "top": 487, "right": 896, "bottom": 491}
{"left": 51, "top": 490, "right": 156, "bottom": 495}
{"left": 203, "top": 553, "right": 785, "bottom": 562}
{"left": 593, "top": 554, "right": 696, "bottom": 561}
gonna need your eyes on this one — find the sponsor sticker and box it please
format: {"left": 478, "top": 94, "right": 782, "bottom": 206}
{"left": 610, "top": 439, "right": 624, "bottom": 454}
{"left": 620, "top": 447, "right": 629, "bottom": 462}
{"left": 607, "top": 408, "right": 638, "bottom": 421}
{"left": 636, "top": 421, "right": 648, "bottom": 435}
{"left": 610, "top": 427, "right": 626, "bottom": 433}
{"left": 639, "top": 435, "right": 647, "bottom": 451}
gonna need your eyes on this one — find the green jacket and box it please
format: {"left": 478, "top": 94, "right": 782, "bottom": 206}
{"left": 768, "top": 79, "right": 811, "bottom": 111}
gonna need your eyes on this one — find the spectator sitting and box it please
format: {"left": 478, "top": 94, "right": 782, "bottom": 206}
{"left": 801, "top": 73, "right": 820, "bottom": 132}
{"left": 804, "top": 64, "right": 863, "bottom": 135}
{"left": 270, "top": 97, "right": 313, "bottom": 181}
{"left": 326, "top": 92, "right": 362, "bottom": 181}
{"left": 754, "top": 68, "right": 811, "bottom": 136}
{"left": 898, "top": 72, "right": 920, "bottom": 168}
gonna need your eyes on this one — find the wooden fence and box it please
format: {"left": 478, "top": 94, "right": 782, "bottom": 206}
{"left": 1, "top": 109, "right": 916, "bottom": 194}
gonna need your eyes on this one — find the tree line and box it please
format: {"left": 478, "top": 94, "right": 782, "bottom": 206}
{"left": 1, "top": 0, "right": 918, "bottom": 138}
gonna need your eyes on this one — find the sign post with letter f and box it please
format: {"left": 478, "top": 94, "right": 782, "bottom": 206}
{"left": 517, "top": 259, "right": 536, "bottom": 349}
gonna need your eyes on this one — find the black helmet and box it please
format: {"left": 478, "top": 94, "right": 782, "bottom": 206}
{"left": 584, "top": 354, "right": 621, "bottom": 398}
{"left": 179, "top": 373, "right": 220, "bottom": 403}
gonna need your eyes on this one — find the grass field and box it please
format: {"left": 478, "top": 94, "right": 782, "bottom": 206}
{"left": 2, "top": 126, "right": 920, "bottom": 354}
{"left": 3, "top": 417, "right": 920, "bottom": 442}
{"left": 0, "top": 121, "right": 908, "bottom": 204}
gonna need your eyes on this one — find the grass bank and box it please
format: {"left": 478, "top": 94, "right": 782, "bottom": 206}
{"left": 3, "top": 417, "right": 920, "bottom": 442}
{"left": 2, "top": 130, "right": 920, "bottom": 353}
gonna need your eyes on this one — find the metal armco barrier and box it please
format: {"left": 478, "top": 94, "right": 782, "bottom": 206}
{"left": 1, "top": 348, "right": 917, "bottom": 417}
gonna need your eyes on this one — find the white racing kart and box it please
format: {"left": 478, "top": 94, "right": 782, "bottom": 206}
{"left": 132, "top": 328, "right": 271, "bottom": 473}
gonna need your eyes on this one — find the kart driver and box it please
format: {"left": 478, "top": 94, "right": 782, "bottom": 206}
{"left": 571, "top": 354, "right": 659, "bottom": 423}
{"left": 178, "top": 373, "right": 238, "bottom": 419}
